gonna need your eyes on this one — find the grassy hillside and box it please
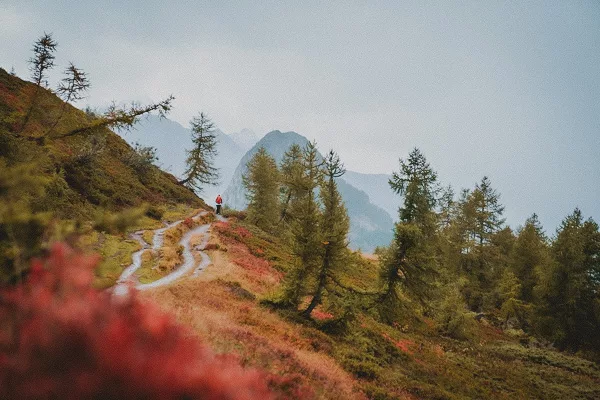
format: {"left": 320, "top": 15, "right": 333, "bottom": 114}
{"left": 0, "top": 68, "right": 201, "bottom": 217}
{"left": 0, "top": 67, "right": 204, "bottom": 284}
{"left": 145, "top": 216, "right": 600, "bottom": 400}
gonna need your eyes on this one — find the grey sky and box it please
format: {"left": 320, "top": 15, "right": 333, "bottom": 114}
{"left": 2, "top": 1, "right": 599, "bottom": 233}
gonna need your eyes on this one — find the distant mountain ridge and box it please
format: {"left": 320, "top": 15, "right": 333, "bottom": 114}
{"left": 343, "top": 170, "right": 397, "bottom": 220}
{"left": 121, "top": 116, "right": 247, "bottom": 202}
{"left": 223, "top": 130, "right": 394, "bottom": 251}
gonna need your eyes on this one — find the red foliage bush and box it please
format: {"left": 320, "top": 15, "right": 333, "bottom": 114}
{"left": 233, "top": 257, "right": 282, "bottom": 281}
{"left": 381, "top": 333, "right": 416, "bottom": 355}
{"left": 0, "top": 244, "right": 274, "bottom": 400}
{"left": 311, "top": 309, "right": 334, "bottom": 321}
{"left": 183, "top": 217, "right": 194, "bottom": 228}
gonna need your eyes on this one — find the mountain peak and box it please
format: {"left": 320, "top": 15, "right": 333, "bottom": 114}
{"left": 228, "top": 128, "right": 259, "bottom": 152}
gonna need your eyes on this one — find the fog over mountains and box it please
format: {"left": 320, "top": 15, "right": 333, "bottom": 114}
{"left": 120, "top": 116, "right": 251, "bottom": 202}
{"left": 123, "top": 117, "right": 395, "bottom": 251}
{"left": 223, "top": 130, "right": 394, "bottom": 251}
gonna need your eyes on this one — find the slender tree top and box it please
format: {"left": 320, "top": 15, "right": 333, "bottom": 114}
{"left": 323, "top": 150, "right": 345, "bottom": 179}
{"left": 29, "top": 32, "right": 57, "bottom": 87}
{"left": 57, "top": 63, "right": 91, "bottom": 103}
{"left": 389, "top": 148, "right": 439, "bottom": 224}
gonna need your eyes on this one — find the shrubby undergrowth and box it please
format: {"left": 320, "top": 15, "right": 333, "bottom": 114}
{"left": 0, "top": 244, "right": 277, "bottom": 399}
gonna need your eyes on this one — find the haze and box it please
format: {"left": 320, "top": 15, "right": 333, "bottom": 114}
{"left": 1, "top": 1, "right": 598, "bottom": 233}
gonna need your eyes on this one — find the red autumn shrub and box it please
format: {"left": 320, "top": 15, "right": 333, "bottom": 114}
{"left": 183, "top": 217, "right": 194, "bottom": 228}
{"left": 0, "top": 243, "right": 274, "bottom": 400}
{"left": 381, "top": 333, "right": 416, "bottom": 355}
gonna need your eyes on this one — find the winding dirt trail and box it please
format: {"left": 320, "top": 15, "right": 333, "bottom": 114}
{"left": 113, "top": 211, "right": 219, "bottom": 295}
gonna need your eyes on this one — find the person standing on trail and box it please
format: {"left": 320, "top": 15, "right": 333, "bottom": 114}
{"left": 215, "top": 194, "right": 223, "bottom": 215}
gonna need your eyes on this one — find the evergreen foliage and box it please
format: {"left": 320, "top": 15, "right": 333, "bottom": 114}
{"left": 511, "top": 214, "right": 550, "bottom": 303}
{"left": 281, "top": 142, "right": 323, "bottom": 307}
{"left": 378, "top": 148, "right": 439, "bottom": 322}
{"left": 179, "top": 112, "right": 219, "bottom": 192}
{"left": 243, "top": 147, "right": 280, "bottom": 233}
{"left": 453, "top": 177, "right": 508, "bottom": 311}
{"left": 278, "top": 143, "right": 304, "bottom": 226}
{"left": 534, "top": 209, "right": 600, "bottom": 351}
{"left": 303, "top": 150, "right": 350, "bottom": 316}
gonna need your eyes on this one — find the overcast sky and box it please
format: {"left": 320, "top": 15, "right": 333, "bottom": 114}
{"left": 1, "top": 1, "right": 599, "bottom": 233}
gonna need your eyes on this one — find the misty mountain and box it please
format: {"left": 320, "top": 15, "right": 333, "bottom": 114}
{"left": 119, "top": 115, "right": 247, "bottom": 201}
{"left": 228, "top": 128, "right": 260, "bottom": 152}
{"left": 343, "top": 171, "right": 397, "bottom": 220}
{"left": 223, "top": 130, "right": 394, "bottom": 252}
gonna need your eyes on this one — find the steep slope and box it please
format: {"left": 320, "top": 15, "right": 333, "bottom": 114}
{"left": 122, "top": 115, "right": 247, "bottom": 201}
{"left": 343, "top": 170, "right": 397, "bottom": 220}
{"left": 0, "top": 68, "right": 201, "bottom": 219}
{"left": 223, "top": 130, "right": 394, "bottom": 251}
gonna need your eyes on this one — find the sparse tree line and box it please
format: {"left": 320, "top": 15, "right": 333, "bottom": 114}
{"left": 244, "top": 144, "right": 600, "bottom": 356}
{"left": 242, "top": 142, "right": 351, "bottom": 318}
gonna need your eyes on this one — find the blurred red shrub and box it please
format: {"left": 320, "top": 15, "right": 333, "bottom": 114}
{"left": 0, "top": 243, "right": 274, "bottom": 400}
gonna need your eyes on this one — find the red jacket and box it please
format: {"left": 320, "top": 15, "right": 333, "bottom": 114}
{"left": 215, "top": 196, "right": 223, "bottom": 205}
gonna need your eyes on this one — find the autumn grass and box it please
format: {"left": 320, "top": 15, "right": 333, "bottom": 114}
{"left": 147, "top": 217, "right": 600, "bottom": 400}
{"left": 134, "top": 210, "right": 213, "bottom": 284}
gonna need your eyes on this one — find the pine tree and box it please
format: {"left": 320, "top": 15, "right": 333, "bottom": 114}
{"left": 179, "top": 112, "right": 219, "bottom": 193}
{"left": 243, "top": 147, "right": 280, "bottom": 233}
{"left": 534, "top": 209, "right": 600, "bottom": 351}
{"left": 303, "top": 150, "right": 349, "bottom": 317}
{"left": 378, "top": 148, "right": 439, "bottom": 322}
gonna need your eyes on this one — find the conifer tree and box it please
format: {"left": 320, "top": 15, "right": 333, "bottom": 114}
{"left": 179, "top": 112, "right": 219, "bottom": 192}
{"left": 378, "top": 148, "right": 439, "bottom": 322}
{"left": 46, "top": 63, "right": 91, "bottom": 135}
{"left": 281, "top": 141, "right": 323, "bottom": 307}
{"left": 534, "top": 209, "right": 600, "bottom": 351}
{"left": 453, "top": 177, "right": 507, "bottom": 310}
{"left": 303, "top": 150, "right": 349, "bottom": 316}
{"left": 511, "top": 214, "right": 550, "bottom": 303}
{"left": 278, "top": 144, "right": 304, "bottom": 226}
{"left": 20, "top": 33, "right": 57, "bottom": 133}
{"left": 243, "top": 147, "right": 280, "bottom": 233}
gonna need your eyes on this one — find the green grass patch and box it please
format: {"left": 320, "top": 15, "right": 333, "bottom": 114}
{"left": 93, "top": 233, "right": 140, "bottom": 289}
{"left": 135, "top": 250, "right": 162, "bottom": 284}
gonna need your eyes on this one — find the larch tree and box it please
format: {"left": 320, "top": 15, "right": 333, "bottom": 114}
{"left": 281, "top": 141, "right": 323, "bottom": 308}
{"left": 278, "top": 143, "right": 304, "bottom": 226}
{"left": 511, "top": 214, "right": 550, "bottom": 303}
{"left": 20, "top": 32, "right": 58, "bottom": 133}
{"left": 534, "top": 209, "right": 600, "bottom": 351}
{"left": 378, "top": 148, "right": 440, "bottom": 322}
{"left": 179, "top": 112, "right": 219, "bottom": 193}
{"left": 46, "top": 63, "right": 91, "bottom": 135}
{"left": 15, "top": 33, "right": 174, "bottom": 142}
{"left": 303, "top": 150, "right": 349, "bottom": 317}
{"left": 243, "top": 147, "right": 280, "bottom": 233}
{"left": 454, "top": 177, "right": 507, "bottom": 311}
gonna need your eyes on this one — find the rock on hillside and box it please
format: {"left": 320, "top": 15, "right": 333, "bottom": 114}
{"left": 223, "top": 130, "right": 393, "bottom": 251}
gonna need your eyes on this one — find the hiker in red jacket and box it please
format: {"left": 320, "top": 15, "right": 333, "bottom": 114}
{"left": 215, "top": 194, "right": 223, "bottom": 215}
